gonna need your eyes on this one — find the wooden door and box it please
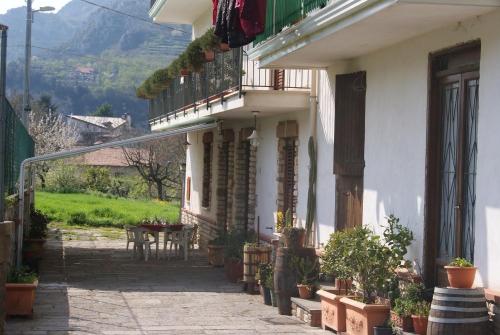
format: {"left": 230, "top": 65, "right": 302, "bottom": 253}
{"left": 425, "top": 42, "right": 480, "bottom": 287}
{"left": 334, "top": 72, "right": 366, "bottom": 230}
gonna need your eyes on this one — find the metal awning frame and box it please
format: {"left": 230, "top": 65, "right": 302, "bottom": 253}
{"left": 16, "top": 121, "right": 217, "bottom": 267}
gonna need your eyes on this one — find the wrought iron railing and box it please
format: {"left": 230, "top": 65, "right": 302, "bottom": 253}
{"left": 254, "top": 0, "right": 329, "bottom": 44}
{"left": 149, "top": 48, "right": 311, "bottom": 123}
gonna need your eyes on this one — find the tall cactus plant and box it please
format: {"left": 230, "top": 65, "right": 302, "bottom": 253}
{"left": 305, "top": 136, "right": 317, "bottom": 246}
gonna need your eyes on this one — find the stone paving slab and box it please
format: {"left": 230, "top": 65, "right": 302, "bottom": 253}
{"left": 6, "top": 230, "right": 330, "bottom": 335}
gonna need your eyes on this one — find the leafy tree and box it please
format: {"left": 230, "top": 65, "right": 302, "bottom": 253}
{"left": 92, "top": 103, "right": 113, "bottom": 117}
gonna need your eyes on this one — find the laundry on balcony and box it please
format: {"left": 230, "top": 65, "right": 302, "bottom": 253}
{"left": 214, "top": 0, "right": 267, "bottom": 48}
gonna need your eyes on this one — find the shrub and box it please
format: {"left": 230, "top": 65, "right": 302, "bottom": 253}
{"left": 8, "top": 266, "right": 38, "bottom": 284}
{"left": 28, "top": 209, "right": 49, "bottom": 239}
{"left": 68, "top": 212, "right": 87, "bottom": 225}
{"left": 257, "top": 263, "right": 274, "bottom": 289}
{"left": 107, "top": 178, "right": 131, "bottom": 198}
{"left": 85, "top": 167, "right": 111, "bottom": 193}
{"left": 45, "top": 164, "right": 85, "bottom": 193}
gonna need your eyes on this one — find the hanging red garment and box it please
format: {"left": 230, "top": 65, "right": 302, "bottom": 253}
{"left": 238, "top": 0, "right": 267, "bottom": 37}
{"left": 212, "top": 0, "right": 219, "bottom": 25}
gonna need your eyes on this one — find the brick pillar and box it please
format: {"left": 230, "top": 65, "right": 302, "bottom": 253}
{"left": 216, "top": 130, "right": 234, "bottom": 230}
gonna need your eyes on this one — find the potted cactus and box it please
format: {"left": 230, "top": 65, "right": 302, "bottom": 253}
{"left": 291, "top": 256, "right": 319, "bottom": 299}
{"left": 281, "top": 209, "right": 305, "bottom": 249}
{"left": 444, "top": 257, "right": 476, "bottom": 288}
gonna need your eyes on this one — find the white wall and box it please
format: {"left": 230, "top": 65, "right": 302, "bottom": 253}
{"left": 321, "top": 9, "right": 500, "bottom": 288}
{"left": 192, "top": 9, "right": 212, "bottom": 39}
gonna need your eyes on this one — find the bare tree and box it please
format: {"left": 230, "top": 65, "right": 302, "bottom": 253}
{"left": 28, "top": 111, "right": 78, "bottom": 188}
{"left": 123, "top": 136, "right": 185, "bottom": 201}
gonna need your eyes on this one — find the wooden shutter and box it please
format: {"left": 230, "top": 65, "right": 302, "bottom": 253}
{"left": 186, "top": 177, "right": 191, "bottom": 203}
{"left": 202, "top": 132, "right": 213, "bottom": 208}
{"left": 283, "top": 138, "right": 296, "bottom": 214}
{"left": 273, "top": 70, "right": 285, "bottom": 90}
{"left": 334, "top": 72, "right": 366, "bottom": 176}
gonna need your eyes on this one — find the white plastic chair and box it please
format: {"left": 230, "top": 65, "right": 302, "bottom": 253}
{"left": 134, "top": 228, "right": 159, "bottom": 261}
{"left": 168, "top": 226, "right": 194, "bottom": 261}
{"left": 124, "top": 225, "right": 136, "bottom": 253}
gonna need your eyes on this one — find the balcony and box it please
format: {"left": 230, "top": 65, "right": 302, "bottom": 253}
{"left": 254, "top": 0, "right": 329, "bottom": 44}
{"left": 249, "top": 0, "right": 500, "bottom": 68}
{"left": 149, "top": 48, "right": 311, "bottom": 130}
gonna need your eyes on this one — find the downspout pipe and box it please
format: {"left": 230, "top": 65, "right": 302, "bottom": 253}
{"left": 16, "top": 121, "right": 217, "bottom": 268}
{"left": 309, "top": 70, "right": 319, "bottom": 247}
{"left": 0, "top": 26, "right": 8, "bottom": 222}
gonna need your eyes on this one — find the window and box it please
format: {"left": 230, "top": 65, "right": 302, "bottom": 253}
{"left": 202, "top": 132, "right": 213, "bottom": 208}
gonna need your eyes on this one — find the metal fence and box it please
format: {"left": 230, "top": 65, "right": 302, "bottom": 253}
{"left": 254, "top": 0, "right": 329, "bottom": 44}
{"left": 149, "top": 47, "right": 311, "bottom": 123}
{"left": 4, "top": 100, "right": 35, "bottom": 195}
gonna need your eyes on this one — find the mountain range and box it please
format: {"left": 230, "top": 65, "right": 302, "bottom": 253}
{"left": 0, "top": 0, "right": 191, "bottom": 128}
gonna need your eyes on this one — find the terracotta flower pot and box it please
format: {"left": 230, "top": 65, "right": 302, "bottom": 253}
{"left": 207, "top": 244, "right": 224, "bottom": 267}
{"left": 340, "top": 297, "right": 390, "bottom": 335}
{"left": 297, "top": 284, "right": 313, "bottom": 299}
{"left": 411, "top": 315, "right": 428, "bottom": 335}
{"left": 318, "top": 289, "right": 354, "bottom": 333}
{"left": 224, "top": 258, "right": 243, "bottom": 283}
{"left": 180, "top": 68, "right": 190, "bottom": 77}
{"left": 219, "top": 42, "right": 230, "bottom": 52}
{"left": 204, "top": 49, "right": 215, "bottom": 62}
{"left": 390, "top": 310, "right": 414, "bottom": 332}
{"left": 444, "top": 266, "right": 477, "bottom": 288}
{"left": 5, "top": 281, "right": 38, "bottom": 316}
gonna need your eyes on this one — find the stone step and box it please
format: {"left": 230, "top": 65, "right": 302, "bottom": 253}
{"left": 291, "top": 297, "right": 322, "bottom": 327}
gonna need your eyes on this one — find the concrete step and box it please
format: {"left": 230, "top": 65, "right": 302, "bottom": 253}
{"left": 291, "top": 297, "right": 322, "bottom": 327}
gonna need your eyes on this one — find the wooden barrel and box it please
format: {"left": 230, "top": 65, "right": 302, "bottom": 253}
{"left": 428, "top": 287, "right": 489, "bottom": 335}
{"left": 243, "top": 245, "right": 259, "bottom": 284}
{"left": 274, "top": 247, "right": 317, "bottom": 315}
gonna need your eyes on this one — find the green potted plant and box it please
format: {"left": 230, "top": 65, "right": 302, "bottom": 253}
{"left": 151, "top": 68, "right": 171, "bottom": 90}
{"left": 185, "top": 39, "right": 205, "bottom": 72}
{"left": 390, "top": 282, "right": 424, "bottom": 332}
{"left": 445, "top": 257, "right": 476, "bottom": 288}
{"left": 5, "top": 267, "right": 39, "bottom": 316}
{"left": 224, "top": 229, "right": 253, "bottom": 283}
{"left": 340, "top": 215, "right": 413, "bottom": 335}
{"left": 199, "top": 28, "right": 219, "bottom": 62}
{"left": 318, "top": 228, "right": 357, "bottom": 333}
{"left": 291, "top": 256, "right": 319, "bottom": 299}
{"left": 411, "top": 301, "right": 430, "bottom": 335}
{"left": 178, "top": 53, "right": 190, "bottom": 77}
{"left": 208, "top": 229, "right": 226, "bottom": 267}
{"left": 281, "top": 209, "right": 305, "bottom": 249}
{"left": 24, "top": 209, "right": 49, "bottom": 260}
{"left": 256, "top": 263, "right": 273, "bottom": 305}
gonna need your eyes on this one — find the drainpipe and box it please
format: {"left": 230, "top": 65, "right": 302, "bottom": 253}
{"left": 0, "top": 26, "right": 7, "bottom": 223}
{"left": 309, "top": 70, "right": 319, "bottom": 247}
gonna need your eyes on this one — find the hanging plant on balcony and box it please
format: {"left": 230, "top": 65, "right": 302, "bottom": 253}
{"left": 200, "top": 28, "right": 220, "bottom": 62}
{"left": 178, "top": 53, "right": 190, "bottom": 77}
{"left": 151, "top": 68, "right": 171, "bottom": 90}
{"left": 186, "top": 39, "right": 205, "bottom": 72}
{"left": 219, "top": 41, "right": 230, "bottom": 52}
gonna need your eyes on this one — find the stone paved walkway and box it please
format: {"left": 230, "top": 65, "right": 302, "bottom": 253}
{"left": 6, "top": 229, "right": 330, "bottom": 335}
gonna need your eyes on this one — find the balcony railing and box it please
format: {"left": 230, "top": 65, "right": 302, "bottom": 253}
{"left": 149, "top": 48, "right": 311, "bottom": 124}
{"left": 254, "top": 0, "right": 329, "bottom": 44}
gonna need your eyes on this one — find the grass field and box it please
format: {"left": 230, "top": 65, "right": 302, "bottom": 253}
{"left": 36, "top": 192, "right": 180, "bottom": 228}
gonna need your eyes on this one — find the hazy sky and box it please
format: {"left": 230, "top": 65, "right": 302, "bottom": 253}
{"left": 0, "top": 0, "right": 72, "bottom": 14}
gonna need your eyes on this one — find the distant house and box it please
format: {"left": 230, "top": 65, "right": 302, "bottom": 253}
{"left": 70, "top": 66, "right": 97, "bottom": 83}
{"left": 66, "top": 114, "right": 132, "bottom": 145}
{"left": 71, "top": 147, "right": 136, "bottom": 176}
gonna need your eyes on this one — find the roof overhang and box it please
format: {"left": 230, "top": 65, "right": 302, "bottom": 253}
{"left": 248, "top": 0, "right": 500, "bottom": 68}
{"left": 150, "top": 0, "right": 211, "bottom": 24}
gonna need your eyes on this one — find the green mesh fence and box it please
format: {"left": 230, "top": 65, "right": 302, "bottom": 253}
{"left": 4, "top": 100, "right": 35, "bottom": 195}
{"left": 254, "top": 0, "right": 329, "bottom": 44}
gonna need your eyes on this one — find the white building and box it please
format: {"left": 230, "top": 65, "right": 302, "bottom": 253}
{"left": 66, "top": 114, "right": 132, "bottom": 145}
{"left": 149, "top": 0, "right": 500, "bottom": 290}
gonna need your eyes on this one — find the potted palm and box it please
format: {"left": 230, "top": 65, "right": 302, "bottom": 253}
{"left": 340, "top": 215, "right": 413, "bottom": 335}
{"left": 291, "top": 256, "right": 319, "bottom": 299}
{"left": 5, "top": 267, "right": 39, "bottom": 316}
{"left": 444, "top": 257, "right": 476, "bottom": 288}
{"left": 208, "top": 229, "right": 226, "bottom": 267}
{"left": 411, "top": 301, "right": 430, "bottom": 335}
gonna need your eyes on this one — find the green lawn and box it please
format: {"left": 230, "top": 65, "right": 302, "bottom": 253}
{"left": 36, "top": 192, "right": 180, "bottom": 228}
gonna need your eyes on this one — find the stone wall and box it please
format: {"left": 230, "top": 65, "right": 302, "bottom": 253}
{"left": 0, "top": 221, "right": 15, "bottom": 333}
{"left": 181, "top": 209, "right": 217, "bottom": 251}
